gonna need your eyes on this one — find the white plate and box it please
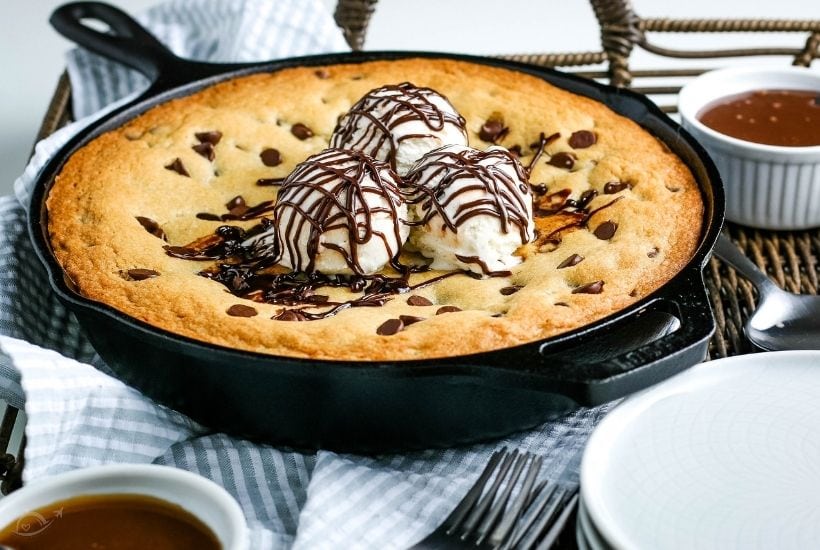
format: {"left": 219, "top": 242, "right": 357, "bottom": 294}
{"left": 578, "top": 497, "right": 611, "bottom": 550}
{"left": 581, "top": 351, "right": 820, "bottom": 550}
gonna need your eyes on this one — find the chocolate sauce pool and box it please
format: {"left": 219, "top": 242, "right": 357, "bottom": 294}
{"left": 698, "top": 89, "right": 820, "bottom": 147}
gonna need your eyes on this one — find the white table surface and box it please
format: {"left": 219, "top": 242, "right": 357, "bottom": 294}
{"left": 0, "top": 0, "right": 816, "bottom": 196}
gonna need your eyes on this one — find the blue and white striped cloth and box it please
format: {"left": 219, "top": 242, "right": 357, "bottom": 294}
{"left": 0, "top": 1, "right": 609, "bottom": 547}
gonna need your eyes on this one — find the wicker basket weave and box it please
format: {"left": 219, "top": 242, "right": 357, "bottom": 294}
{"left": 5, "top": 0, "right": 819, "bottom": 503}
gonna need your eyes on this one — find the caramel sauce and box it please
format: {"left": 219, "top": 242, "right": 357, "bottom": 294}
{"left": 697, "top": 89, "right": 820, "bottom": 147}
{"left": 0, "top": 493, "right": 221, "bottom": 549}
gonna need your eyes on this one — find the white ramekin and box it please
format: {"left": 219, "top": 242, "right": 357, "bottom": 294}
{"left": 0, "top": 464, "right": 248, "bottom": 549}
{"left": 679, "top": 67, "right": 820, "bottom": 230}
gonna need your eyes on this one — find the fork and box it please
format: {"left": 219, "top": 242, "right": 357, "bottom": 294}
{"left": 410, "top": 448, "right": 580, "bottom": 550}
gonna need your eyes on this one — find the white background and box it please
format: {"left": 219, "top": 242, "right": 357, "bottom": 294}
{"left": 1, "top": 0, "right": 816, "bottom": 195}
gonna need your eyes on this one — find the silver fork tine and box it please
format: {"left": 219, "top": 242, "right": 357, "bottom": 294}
{"left": 474, "top": 452, "right": 532, "bottom": 545}
{"left": 534, "top": 491, "right": 580, "bottom": 550}
{"left": 498, "top": 482, "right": 557, "bottom": 550}
{"left": 458, "top": 449, "right": 519, "bottom": 539}
{"left": 485, "top": 454, "right": 543, "bottom": 547}
{"left": 514, "top": 488, "right": 569, "bottom": 549}
{"left": 442, "top": 447, "right": 507, "bottom": 535}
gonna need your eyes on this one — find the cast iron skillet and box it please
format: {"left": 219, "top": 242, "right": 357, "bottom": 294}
{"left": 30, "top": 2, "right": 724, "bottom": 452}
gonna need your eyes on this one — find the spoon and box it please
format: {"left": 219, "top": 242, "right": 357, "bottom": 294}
{"left": 713, "top": 234, "right": 820, "bottom": 351}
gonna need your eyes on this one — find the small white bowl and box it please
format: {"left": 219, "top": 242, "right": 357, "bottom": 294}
{"left": 679, "top": 67, "right": 820, "bottom": 230}
{"left": 0, "top": 464, "right": 248, "bottom": 549}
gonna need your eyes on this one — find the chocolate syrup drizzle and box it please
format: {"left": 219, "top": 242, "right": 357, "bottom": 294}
{"left": 166, "top": 223, "right": 461, "bottom": 321}
{"left": 534, "top": 188, "right": 624, "bottom": 244}
{"left": 330, "top": 83, "right": 467, "bottom": 171}
{"left": 403, "top": 146, "right": 534, "bottom": 268}
{"left": 262, "top": 148, "right": 407, "bottom": 276}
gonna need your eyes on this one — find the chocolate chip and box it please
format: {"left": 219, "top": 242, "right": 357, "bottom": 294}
{"left": 291, "top": 123, "right": 313, "bottom": 140}
{"left": 407, "top": 295, "right": 433, "bottom": 306}
{"left": 647, "top": 247, "right": 659, "bottom": 258}
{"left": 196, "top": 212, "right": 222, "bottom": 221}
{"left": 577, "top": 189, "right": 598, "bottom": 209}
{"left": 135, "top": 216, "right": 166, "bottom": 241}
{"left": 377, "top": 318, "right": 404, "bottom": 335}
{"left": 547, "top": 152, "right": 576, "bottom": 169}
{"left": 603, "top": 181, "right": 632, "bottom": 194}
{"left": 436, "top": 306, "right": 462, "bottom": 315}
{"left": 593, "top": 221, "right": 618, "bottom": 240}
{"left": 500, "top": 286, "right": 521, "bottom": 295}
{"left": 274, "top": 309, "right": 307, "bottom": 322}
{"left": 164, "top": 158, "right": 189, "bottom": 177}
{"left": 195, "top": 131, "right": 222, "bottom": 145}
{"left": 398, "top": 315, "right": 425, "bottom": 326}
{"left": 508, "top": 144, "right": 523, "bottom": 157}
{"left": 478, "top": 116, "right": 508, "bottom": 143}
{"left": 225, "top": 196, "right": 248, "bottom": 217}
{"left": 126, "top": 269, "right": 159, "bottom": 281}
{"left": 257, "top": 178, "right": 284, "bottom": 186}
{"left": 568, "top": 130, "right": 597, "bottom": 149}
{"left": 192, "top": 142, "right": 215, "bottom": 161}
{"left": 629, "top": 289, "right": 638, "bottom": 297}
{"left": 315, "top": 69, "right": 330, "bottom": 79}
{"left": 531, "top": 183, "right": 548, "bottom": 195}
{"left": 227, "top": 304, "right": 257, "bottom": 317}
{"left": 666, "top": 185, "right": 681, "bottom": 193}
{"left": 260, "top": 148, "right": 282, "bottom": 167}
{"left": 557, "top": 254, "right": 584, "bottom": 268}
{"left": 555, "top": 302, "right": 570, "bottom": 307}
{"left": 572, "top": 281, "right": 604, "bottom": 294}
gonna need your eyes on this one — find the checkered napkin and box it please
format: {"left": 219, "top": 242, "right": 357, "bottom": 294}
{"left": 0, "top": 1, "right": 609, "bottom": 547}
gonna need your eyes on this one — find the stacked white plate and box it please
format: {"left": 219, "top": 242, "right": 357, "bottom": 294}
{"left": 578, "top": 351, "right": 820, "bottom": 550}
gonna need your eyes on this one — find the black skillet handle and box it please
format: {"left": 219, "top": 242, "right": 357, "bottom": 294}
{"left": 521, "top": 266, "right": 715, "bottom": 406}
{"left": 573, "top": 267, "right": 715, "bottom": 404}
{"left": 50, "top": 2, "right": 216, "bottom": 90}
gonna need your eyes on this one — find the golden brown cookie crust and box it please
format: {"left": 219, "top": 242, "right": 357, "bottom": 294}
{"left": 47, "top": 58, "right": 703, "bottom": 361}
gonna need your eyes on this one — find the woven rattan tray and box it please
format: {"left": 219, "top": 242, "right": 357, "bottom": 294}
{"left": 1, "top": 1, "right": 818, "bottom": 535}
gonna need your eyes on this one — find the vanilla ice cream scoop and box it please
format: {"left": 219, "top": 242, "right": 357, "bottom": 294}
{"left": 253, "top": 148, "right": 409, "bottom": 275}
{"left": 405, "top": 145, "right": 534, "bottom": 276}
{"left": 330, "top": 82, "right": 469, "bottom": 176}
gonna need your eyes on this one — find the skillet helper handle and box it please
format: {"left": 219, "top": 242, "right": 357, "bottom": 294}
{"left": 50, "top": 2, "right": 184, "bottom": 84}
{"left": 577, "top": 268, "right": 715, "bottom": 404}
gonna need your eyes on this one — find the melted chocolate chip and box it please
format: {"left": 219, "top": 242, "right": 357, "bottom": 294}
{"left": 256, "top": 178, "right": 285, "bottom": 186}
{"left": 407, "top": 295, "right": 432, "bottom": 306}
{"left": 530, "top": 183, "right": 548, "bottom": 195}
{"left": 648, "top": 247, "right": 660, "bottom": 258}
{"left": 568, "top": 130, "right": 597, "bottom": 149}
{"left": 572, "top": 281, "right": 605, "bottom": 294}
{"left": 603, "top": 181, "right": 632, "bottom": 194}
{"left": 500, "top": 286, "right": 521, "bottom": 296}
{"left": 398, "top": 314, "right": 425, "bottom": 326}
{"left": 593, "top": 220, "right": 618, "bottom": 240}
{"left": 478, "top": 116, "right": 509, "bottom": 143}
{"left": 274, "top": 309, "right": 308, "bottom": 322}
{"left": 557, "top": 254, "right": 584, "bottom": 269}
{"left": 377, "top": 318, "right": 404, "bottom": 335}
{"left": 436, "top": 306, "right": 462, "bottom": 315}
{"left": 135, "top": 216, "right": 166, "bottom": 241}
{"left": 260, "top": 148, "right": 282, "bottom": 167}
{"left": 291, "top": 123, "right": 314, "bottom": 140}
{"left": 164, "top": 158, "right": 189, "bottom": 177}
{"left": 547, "top": 152, "right": 576, "bottom": 169}
{"left": 126, "top": 269, "right": 159, "bottom": 281}
{"left": 227, "top": 304, "right": 258, "bottom": 317}
{"left": 508, "top": 144, "right": 523, "bottom": 157}
{"left": 629, "top": 289, "right": 638, "bottom": 297}
{"left": 315, "top": 69, "right": 330, "bottom": 79}
{"left": 196, "top": 212, "right": 222, "bottom": 221}
{"left": 195, "top": 131, "right": 222, "bottom": 145}
{"left": 192, "top": 142, "right": 215, "bottom": 161}
{"left": 555, "top": 302, "right": 570, "bottom": 307}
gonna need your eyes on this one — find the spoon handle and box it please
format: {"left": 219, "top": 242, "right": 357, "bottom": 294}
{"left": 713, "top": 234, "right": 779, "bottom": 293}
